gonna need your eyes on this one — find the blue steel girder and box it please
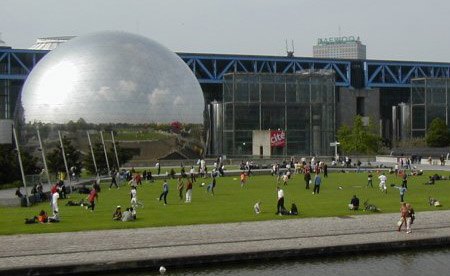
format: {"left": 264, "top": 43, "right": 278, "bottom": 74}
{"left": 365, "top": 61, "right": 450, "bottom": 88}
{"left": 0, "top": 50, "right": 47, "bottom": 80}
{"left": 178, "top": 53, "right": 351, "bottom": 86}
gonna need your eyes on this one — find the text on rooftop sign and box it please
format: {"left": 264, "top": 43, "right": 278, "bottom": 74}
{"left": 317, "top": 36, "right": 357, "bottom": 45}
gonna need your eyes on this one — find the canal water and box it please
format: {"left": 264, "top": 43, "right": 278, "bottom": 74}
{"left": 115, "top": 247, "right": 450, "bottom": 276}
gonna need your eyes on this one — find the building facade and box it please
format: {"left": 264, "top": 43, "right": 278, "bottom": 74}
{"left": 410, "top": 78, "right": 450, "bottom": 137}
{"left": 313, "top": 36, "right": 366, "bottom": 59}
{"left": 216, "top": 71, "right": 335, "bottom": 157}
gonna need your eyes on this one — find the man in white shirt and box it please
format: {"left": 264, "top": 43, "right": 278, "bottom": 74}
{"left": 51, "top": 191, "right": 59, "bottom": 216}
{"left": 276, "top": 187, "right": 285, "bottom": 215}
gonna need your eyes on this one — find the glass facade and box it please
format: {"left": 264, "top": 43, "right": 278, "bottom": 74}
{"left": 222, "top": 72, "right": 335, "bottom": 156}
{"left": 411, "top": 78, "right": 450, "bottom": 137}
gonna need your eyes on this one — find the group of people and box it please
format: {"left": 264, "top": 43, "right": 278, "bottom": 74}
{"left": 112, "top": 205, "right": 136, "bottom": 222}
{"left": 23, "top": 156, "right": 428, "bottom": 236}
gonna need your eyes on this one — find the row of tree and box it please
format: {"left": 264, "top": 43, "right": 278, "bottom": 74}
{"left": 0, "top": 137, "right": 134, "bottom": 186}
{"left": 336, "top": 116, "right": 450, "bottom": 154}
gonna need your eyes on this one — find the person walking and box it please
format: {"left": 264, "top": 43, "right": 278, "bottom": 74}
{"left": 397, "top": 202, "right": 408, "bottom": 231}
{"left": 378, "top": 173, "right": 387, "bottom": 193}
{"left": 156, "top": 162, "right": 161, "bottom": 175}
{"left": 207, "top": 177, "right": 217, "bottom": 195}
{"left": 304, "top": 171, "right": 311, "bottom": 190}
{"left": 185, "top": 179, "right": 193, "bottom": 203}
{"left": 395, "top": 184, "right": 407, "bottom": 202}
{"left": 109, "top": 169, "right": 119, "bottom": 189}
{"left": 158, "top": 180, "right": 169, "bottom": 205}
{"left": 177, "top": 177, "right": 184, "bottom": 200}
{"left": 189, "top": 166, "right": 196, "bottom": 183}
{"left": 313, "top": 174, "right": 321, "bottom": 194}
{"left": 367, "top": 171, "right": 373, "bottom": 188}
{"left": 276, "top": 187, "right": 285, "bottom": 215}
{"left": 86, "top": 187, "right": 99, "bottom": 211}
{"left": 402, "top": 174, "right": 408, "bottom": 189}
{"left": 51, "top": 190, "right": 60, "bottom": 216}
{"left": 131, "top": 186, "right": 143, "bottom": 208}
{"left": 406, "top": 203, "right": 415, "bottom": 234}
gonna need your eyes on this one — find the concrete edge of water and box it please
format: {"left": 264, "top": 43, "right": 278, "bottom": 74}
{"left": 3, "top": 235, "right": 450, "bottom": 275}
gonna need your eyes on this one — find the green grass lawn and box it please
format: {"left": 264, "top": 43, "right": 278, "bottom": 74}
{"left": 0, "top": 170, "right": 448, "bottom": 235}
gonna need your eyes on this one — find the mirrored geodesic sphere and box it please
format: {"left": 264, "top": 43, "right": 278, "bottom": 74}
{"left": 20, "top": 31, "right": 205, "bottom": 124}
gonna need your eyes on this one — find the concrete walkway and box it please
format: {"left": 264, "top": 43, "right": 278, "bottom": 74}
{"left": 1, "top": 210, "right": 450, "bottom": 275}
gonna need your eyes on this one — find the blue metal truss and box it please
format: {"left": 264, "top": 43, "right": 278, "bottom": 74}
{"left": 178, "top": 53, "right": 352, "bottom": 87}
{"left": 0, "top": 49, "right": 48, "bottom": 80}
{"left": 2, "top": 48, "right": 450, "bottom": 90}
{"left": 365, "top": 61, "right": 450, "bottom": 88}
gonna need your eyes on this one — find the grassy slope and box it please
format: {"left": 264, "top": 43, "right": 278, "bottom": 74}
{"left": 0, "top": 170, "right": 448, "bottom": 235}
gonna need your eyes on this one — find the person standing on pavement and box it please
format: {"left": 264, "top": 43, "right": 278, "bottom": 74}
{"left": 398, "top": 202, "right": 408, "bottom": 231}
{"left": 406, "top": 203, "right": 415, "bottom": 234}
{"left": 313, "top": 174, "right": 322, "bottom": 194}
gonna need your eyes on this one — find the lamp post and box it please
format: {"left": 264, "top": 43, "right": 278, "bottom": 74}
{"left": 12, "top": 125, "right": 30, "bottom": 206}
{"left": 330, "top": 141, "right": 340, "bottom": 161}
{"left": 111, "top": 131, "right": 120, "bottom": 171}
{"left": 100, "top": 131, "right": 110, "bottom": 173}
{"left": 58, "top": 131, "right": 72, "bottom": 193}
{"left": 87, "top": 131, "right": 98, "bottom": 177}
{"left": 36, "top": 126, "right": 51, "bottom": 187}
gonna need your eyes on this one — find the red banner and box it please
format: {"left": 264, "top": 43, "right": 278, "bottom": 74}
{"left": 270, "top": 130, "right": 286, "bottom": 147}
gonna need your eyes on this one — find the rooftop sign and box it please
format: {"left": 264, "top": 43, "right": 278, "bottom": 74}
{"left": 317, "top": 36, "right": 358, "bottom": 45}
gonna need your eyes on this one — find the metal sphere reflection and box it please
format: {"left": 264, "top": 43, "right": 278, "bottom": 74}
{"left": 21, "top": 31, "right": 205, "bottom": 124}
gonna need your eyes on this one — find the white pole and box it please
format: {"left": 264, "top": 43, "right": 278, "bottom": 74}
{"left": 58, "top": 131, "right": 72, "bottom": 193}
{"left": 12, "top": 126, "right": 30, "bottom": 206}
{"left": 111, "top": 131, "right": 120, "bottom": 171}
{"left": 100, "top": 131, "right": 110, "bottom": 173}
{"left": 36, "top": 126, "right": 51, "bottom": 186}
{"left": 87, "top": 131, "right": 98, "bottom": 177}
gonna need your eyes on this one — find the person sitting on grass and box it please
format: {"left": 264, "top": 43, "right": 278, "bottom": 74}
{"left": 112, "top": 206, "right": 122, "bottom": 221}
{"left": 37, "top": 210, "right": 48, "bottom": 224}
{"left": 48, "top": 211, "right": 60, "bottom": 223}
{"left": 425, "top": 176, "right": 435, "bottom": 185}
{"left": 66, "top": 199, "right": 86, "bottom": 206}
{"left": 429, "top": 197, "right": 442, "bottom": 207}
{"left": 121, "top": 207, "right": 136, "bottom": 222}
{"left": 289, "top": 203, "right": 298, "bottom": 215}
{"left": 348, "top": 195, "right": 360, "bottom": 210}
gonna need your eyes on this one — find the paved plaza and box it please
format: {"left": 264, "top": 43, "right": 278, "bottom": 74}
{"left": 1, "top": 209, "right": 450, "bottom": 275}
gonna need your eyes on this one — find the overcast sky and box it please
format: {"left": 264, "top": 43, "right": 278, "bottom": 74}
{"left": 1, "top": 0, "right": 449, "bottom": 62}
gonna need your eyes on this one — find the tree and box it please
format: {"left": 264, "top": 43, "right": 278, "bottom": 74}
{"left": 426, "top": 118, "right": 450, "bottom": 147}
{"left": 337, "top": 116, "right": 381, "bottom": 155}
{"left": 83, "top": 142, "right": 107, "bottom": 175}
{"left": 83, "top": 142, "right": 134, "bottom": 175}
{"left": 0, "top": 144, "right": 40, "bottom": 186}
{"left": 46, "top": 136, "right": 82, "bottom": 176}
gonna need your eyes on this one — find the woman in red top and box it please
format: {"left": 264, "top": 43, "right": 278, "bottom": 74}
{"left": 87, "top": 188, "right": 99, "bottom": 211}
